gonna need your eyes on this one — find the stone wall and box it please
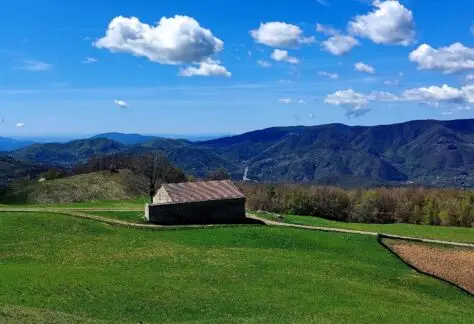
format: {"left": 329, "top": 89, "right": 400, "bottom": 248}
{"left": 147, "top": 198, "right": 246, "bottom": 225}
{"left": 153, "top": 187, "right": 172, "bottom": 204}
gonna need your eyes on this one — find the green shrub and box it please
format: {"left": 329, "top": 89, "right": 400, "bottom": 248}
{"left": 423, "top": 197, "right": 441, "bottom": 225}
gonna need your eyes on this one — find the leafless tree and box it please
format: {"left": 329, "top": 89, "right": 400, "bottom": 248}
{"left": 132, "top": 151, "right": 171, "bottom": 203}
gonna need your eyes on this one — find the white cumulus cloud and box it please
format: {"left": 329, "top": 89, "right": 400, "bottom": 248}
{"left": 325, "top": 84, "right": 474, "bottom": 117}
{"left": 409, "top": 43, "right": 474, "bottom": 74}
{"left": 349, "top": 0, "right": 415, "bottom": 46}
{"left": 179, "top": 59, "right": 231, "bottom": 77}
{"left": 354, "top": 62, "right": 376, "bottom": 74}
{"left": 95, "top": 15, "right": 224, "bottom": 65}
{"left": 402, "top": 84, "right": 472, "bottom": 106}
{"left": 466, "top": 74, "right": 474, "bottom": 81}
{"left": 316, "top": 23, "right": 339, "bottom": 36}
{"left": 270, "top": 49, "right": 299, "bottom": 64}
{"left": 257, "top": 60, "right": 272, "bottom": 68}
{"left": 279, "top": 98, "right": 293, "bottom": 104}
{"left": 16, "top": 122, "right": 25, "bottom": 128}
{"left": 321, "top": 35, "right": 359, "bottom": 55}
{"left": 324, "top": 89, "right": 400, "bottom": 117}
{"left": 114, "top": 100, "right": 128, "bottom": 108}
{"left": 250, "top": 22, "right": 315, "bottom": 47}
{"left": 318, "top": 71, "right": 339, "bottom": 79}
{"left": 325, "top": 89, "right": 369, "bottom": 108}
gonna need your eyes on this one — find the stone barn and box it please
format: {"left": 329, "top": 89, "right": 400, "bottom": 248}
{"left": 145, "top": 180, "right": 246, "bottom": 225}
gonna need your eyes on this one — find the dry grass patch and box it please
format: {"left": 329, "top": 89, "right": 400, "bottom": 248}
{"left": 385, "top": 240, "right": 474, "bottom": 295}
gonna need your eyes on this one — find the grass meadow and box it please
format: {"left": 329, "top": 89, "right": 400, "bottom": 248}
{"left": 1, "top": 211, "right": 473, "bottom": 323}
{"left": 87, "top": 210, "right": 146, "bottom": 223}
{"left": 258, "top": 213, "right": 474, "bottom": 244}
{"left": 0, "top": 197, "right": 147, "bottom": 209}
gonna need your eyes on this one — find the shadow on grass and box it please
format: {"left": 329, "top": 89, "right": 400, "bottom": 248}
{"left": 148, "top": 217, "right": 265, "bottom": 226}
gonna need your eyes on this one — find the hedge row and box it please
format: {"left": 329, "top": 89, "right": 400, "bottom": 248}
{"left": 239, "top": 183, "right": 474, "bottom": 228}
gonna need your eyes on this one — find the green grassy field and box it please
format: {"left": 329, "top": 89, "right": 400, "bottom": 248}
{"left": 258, "top": 213, "right": 474, "bottom": 244}
{"left": 86, "top": 210, "right": 146, "bottom": 223}
{"left": 0, "top": 197, "right": 147, "bottom": 209}
{"left": 1, "top": 212, "right": 473, "bottom": 323}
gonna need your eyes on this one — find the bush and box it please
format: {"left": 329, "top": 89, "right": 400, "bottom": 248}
{"left": 39, "top": 168, "right": 66, "bottom": 181}
{"left": 423, "top": 197, "right": 441, "bottom": 226}
{"left": 460, "top": 200, "right": 473, "bottom": 227}
{"left": 207, "top": 168, "right": 231, "bottom": 181}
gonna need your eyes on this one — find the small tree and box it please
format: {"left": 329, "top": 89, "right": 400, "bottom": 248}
{"left": 164, "top": 166, "right": 187, "bottom": 184}
{"left": 353, "top": 190, "right": 379, "bottom": 223}
{"left": 410, "top": 205, "right": 423, "bottom": 224}
{"left": 460, "top": 199, "right": 473, "bottom": 228}
{"left": 207, "top": 168, "right": 231, "bottom": 181}
{"left": 423, "top": 197, "right": 441, "bottom": 225}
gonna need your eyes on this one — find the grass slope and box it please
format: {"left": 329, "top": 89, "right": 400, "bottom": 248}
{"left": 259, "top": 213, "right": 474, "bottom": 244}
{"left": 1, "top": 212, "right": 473, "bottom": 323}
{"left": 3, "top": 170, "right": 147, "bottom": 204}
{"left": 0, "top": 198, "right": 147, "bottom": 209}
{"left": 86, "top": 211, "right": 146, "bottom": 223}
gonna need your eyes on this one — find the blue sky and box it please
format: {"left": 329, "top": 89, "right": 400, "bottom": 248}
{"left": 1, "top": 0, "right": 473, "bottom": 137}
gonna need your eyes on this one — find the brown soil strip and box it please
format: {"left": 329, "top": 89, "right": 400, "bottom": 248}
{"left": 387, "top": 240, "right": 474, "bottom": 295}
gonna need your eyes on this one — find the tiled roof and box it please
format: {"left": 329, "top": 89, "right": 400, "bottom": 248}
{"left": 162, "top": 180, "right": 244, "bottom": 203}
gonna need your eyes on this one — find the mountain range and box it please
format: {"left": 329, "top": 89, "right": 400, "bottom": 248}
{"left": 0, "top": 137, "right": 34, "bottom": 151}
{"left": 3, "top": 118, "right": 474, "bottom": 188}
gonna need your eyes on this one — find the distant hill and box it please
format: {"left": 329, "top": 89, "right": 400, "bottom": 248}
{"left": 2, "top": 169, "right": 147, "bottom": 204}
{"left": 11, "top": 138, "right": 126, "bottom": 166}
{"left": 0, "top": 137, "right": 34, "bottom": 151}
{"left": 8, "top": 118, "right": 474, "bottom": 188}
{"left": 90, "top": 132, "right": 229, "bottom": 144}
{"left": 91, "top": 132, "right": 157, "bottom": 145}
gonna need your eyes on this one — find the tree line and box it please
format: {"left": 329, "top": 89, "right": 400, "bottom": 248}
{"left": 239, "top": 183, "right": 474, "bottom": 228}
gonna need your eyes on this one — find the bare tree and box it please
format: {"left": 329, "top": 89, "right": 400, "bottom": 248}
{"left": 133, "top": 151, "right": 171, "bottom": 203}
